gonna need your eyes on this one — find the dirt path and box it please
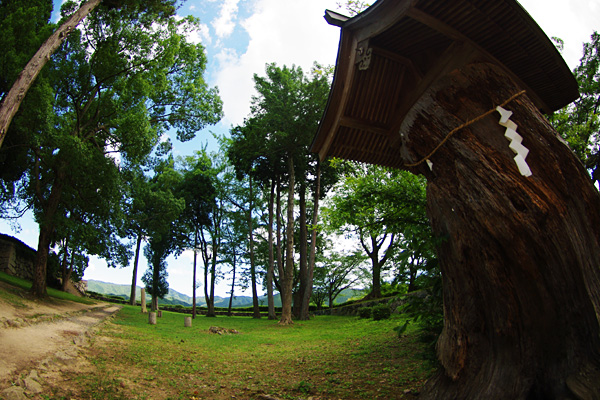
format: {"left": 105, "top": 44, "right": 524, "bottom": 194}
{"left": 0, "top": 281, "right": 121, "bottom": 398}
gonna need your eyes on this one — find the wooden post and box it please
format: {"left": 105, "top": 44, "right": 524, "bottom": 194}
{"left": 140, "top": 288, "right": 147, "bottom": 313}
{"left": 157, "top": 310, "right": 162, "bottom": 318}
{"left": 184, "top": 316, "right": 192, "bottom": 327}
{"left": 148, "top": 312, "right": 157, "bottom": 325}
{"left": 399, "top": 62, "right": 600, "bottom": 399}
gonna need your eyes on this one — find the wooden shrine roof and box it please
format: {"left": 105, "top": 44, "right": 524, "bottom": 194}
{"left": 311, "top": 0, "right": 579, "bottom": 168}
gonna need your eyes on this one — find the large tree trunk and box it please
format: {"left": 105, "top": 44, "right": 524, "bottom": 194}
{"left": 279, "top": 155, "right": 296, "bottom": 325}
{"left": 399, "top": 62, "right": 600, "bottom": 399}
{"left": 129, "top": 232, "right": 142, "bottom": 305}
{"left": 0, "top": 0, "right": 102, "bottom": 148}
{"left": 267, "top": 177, "right": 277, "bottom": 320}
{"left": 31, "top": 163, "right": 65, "bottom": 298}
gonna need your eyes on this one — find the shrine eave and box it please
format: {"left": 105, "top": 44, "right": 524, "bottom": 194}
{"left": 311, "top": 0, "right": 579, "bottom": 168}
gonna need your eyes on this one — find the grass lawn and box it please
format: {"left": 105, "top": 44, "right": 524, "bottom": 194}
{"left": 45, "top": 305, "right": 436, "bottom": 400}
{"left": 0, "top": 271, "right": 95, "bottom": 305}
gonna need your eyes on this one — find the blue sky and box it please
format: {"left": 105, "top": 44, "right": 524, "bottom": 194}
{"left": 2, "top": 0, "right": 599, "bottom": 297}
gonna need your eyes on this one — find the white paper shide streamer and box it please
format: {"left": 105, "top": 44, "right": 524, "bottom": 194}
{"left": 496, "top": 106, "right": 532, "bottom": 177}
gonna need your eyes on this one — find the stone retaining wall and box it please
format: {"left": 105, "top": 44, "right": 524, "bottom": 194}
{"left": 314, "top": 295, "right": 405, "bottom": 316}
{"left": 0, "top": 234, "right": 36, "bottom": 281}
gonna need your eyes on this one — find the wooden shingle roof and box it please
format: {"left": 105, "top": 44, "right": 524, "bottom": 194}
{"left": 311, "top": 0, "right": 579, "bottom": 168}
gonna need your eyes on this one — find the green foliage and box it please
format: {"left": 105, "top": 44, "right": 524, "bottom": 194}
{"left": 0, "top": 271, "right": 95, "bottom": 304}
{"left": 380, "top": 282, "right": 407, "bottom": 297}
{"left": 371, "top": 304, "right": 391, "bottom": 321}
{"left": 358, "top": 307, "right": 372, "bottom": 319}
{"left": 550, "top": 31, "right": 600, "bottom": 184}
{"left": 323, "top": 162, "right": 433, "bottom": 297}
{"left": 0, "top": 1, "right": 222, "bottom": 296}
{"left": 0, "top": 0, "right": 54, "bottom": 209}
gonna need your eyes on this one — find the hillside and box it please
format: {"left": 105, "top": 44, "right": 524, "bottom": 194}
{"left": 86, "top": 280, "right": 364, "bottom": 308}
{"left": 86, "top": 280, "right": 257, "bottom": 307}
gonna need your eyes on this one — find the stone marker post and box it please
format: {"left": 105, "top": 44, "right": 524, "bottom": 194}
{"left": 140, "top": 288, "right": 147, "bottom": 313}
{"left": 148, "top": 312, "right": 157, "bottom": 325}
{"left": 184, "top": 316, "right": 192, "bottom": 327}
{"left": 157, "top": 310, "right": 162, "bottom": 318}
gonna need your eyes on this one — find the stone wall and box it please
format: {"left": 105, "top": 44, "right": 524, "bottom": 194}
{"left": 314, "top": 295, "right": 406, "bottom": 317}
{"left": 0, "top": 234, "right": 36, "bottom": 281}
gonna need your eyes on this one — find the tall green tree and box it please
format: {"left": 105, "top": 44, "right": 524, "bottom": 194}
{"left": 178, "top": 150, "right": 216, "bottom": 318}
{"left": 229, "top": 63, "right": 332, "bottom": 324}
{"left": 0, "top": 0, "right": 54, "bottom": 213}
{"left": 312, "top": 249, "right": 365, "bottom": 310}
{"left": 142, "top": 156, "right": 185, "bottom": 311}
{"left": 0, "top": 0, "right": 179, "bottom": 148}
{"left": 550, "top": 31, "right": 600, "bottom": 185}
{"left": 1, "top": 3, "right": 222, "bottom": 298}
{"left": 324, "top": 163, "right": 429, "bottom": 299}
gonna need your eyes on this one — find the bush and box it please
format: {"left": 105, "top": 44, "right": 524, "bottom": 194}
{"left": 358, "top": 307, "right": 372, "bottom": 319}
{"left": 372, "top": 304, "right": 391, "bottom": 320}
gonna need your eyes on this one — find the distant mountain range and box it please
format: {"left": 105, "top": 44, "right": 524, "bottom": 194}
{"left": 86, "top": 280, "right": 264, "bottom": 307}
{"left": 86, "top": 280, "right": 364, "bottom": 308}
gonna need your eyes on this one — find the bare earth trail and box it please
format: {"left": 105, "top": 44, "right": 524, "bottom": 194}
{"left": 0, "top": 281, "right": 121, "bottom": 399}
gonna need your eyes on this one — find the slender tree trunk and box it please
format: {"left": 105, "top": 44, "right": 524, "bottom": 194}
{"left": 248, "top": 176, "right": 261, "bottom": 319}
{"left": 192, "top": 229, "right": 198, "bottom": 318}
{"left": 151, "top": 261, "right": 159, "bottom": 312}
{"left": 399, "top": 62, "right": 600, "bottom": 399}
{"left": 293, "top": 183, "right": 308, "bottom": 319}
{"left": 279, "top": 155, "right": 296, "bottom": 325}
{"left": 129, "top": 232, "right": 142, "bottom": 305}
{"left": 227, "top": 253, "right": 236, "bottom": 316}
{"left": 276, "top": 177, "right": 284, "bottom": 286}
{"left": 301, "top": 160, "right": 321, "bottom": 320}
{"left": 60, "top": 236, "right": 70, "bottom": 291}
{"left": 201, "top": 230, "right": 213, "bottom": 317}
{"left": 207, "top": 240, "right": 217, "bottom": 318}
{"left": 0, "top": 0, "right": 103, "bottom": 148}
{"left": 361, "top": 234, "right": 383, "bottom": 299}
{"left": 267, "top": 177, "right": 277, "bottom": 319}
{"left": 62, "top": 252, "right": 75, "bottom": 292}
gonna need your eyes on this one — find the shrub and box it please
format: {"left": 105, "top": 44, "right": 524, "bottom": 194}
{"left": 372, "top": 304, "right": 391, "bottom": 320}
{"left": 358, "top": 307, "right": 372, "bottom": 319}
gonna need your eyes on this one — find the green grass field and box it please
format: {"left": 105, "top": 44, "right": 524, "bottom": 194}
{"left": 0, "top": 271, "right": 96, "bottom": 305}
{"left": 46, "top": 305, "right": 436, "bottom": 400}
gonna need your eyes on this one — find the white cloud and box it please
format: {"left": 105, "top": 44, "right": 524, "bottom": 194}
{"left": 519, "top": 0, "right": 599, "bottom": 69}
{"left": 214, "top": 0, "right": 341, "bottom": 127}
{"left": 212, "top": 0, "right": 241, "bottom": 39}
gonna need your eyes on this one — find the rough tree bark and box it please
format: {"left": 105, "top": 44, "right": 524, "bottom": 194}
{"left": 399, "top": 61, "right": 600, "bottom": 399}
{"left": 0, "top": 0, "right": 103, "bottom": 148}
{"left": 31, "top": 161, "right": 65, "bottom": 298}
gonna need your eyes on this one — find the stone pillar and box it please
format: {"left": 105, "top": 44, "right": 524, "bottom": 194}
{"left": 140, "top": 288, "right": 147, "bottom": 313}
{"left": 184, "top": 316, "right": 192, "bottom": 327}
{"left": 157, "top": 310, "right": 162, "bottom": 318}
{"left": 148, "top": 312, "right": 156, "bottom": 325}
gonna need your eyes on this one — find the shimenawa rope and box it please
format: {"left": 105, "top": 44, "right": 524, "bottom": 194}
{"left": 404, "top": 90, "right": 526, "bottom": 167}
